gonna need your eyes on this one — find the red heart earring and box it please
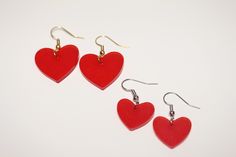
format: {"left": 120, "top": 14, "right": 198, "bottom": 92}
{"left": 35, "top": 26, "right": 84, "bottom": 83}
{"left": 117, "top": 79, "right": 158, "bottom": 131}
{"left": 153, "top": 92, "right": 200, "bottom": 149}
{"left": 79, "top": 35, "right": 127, "bottom": 90}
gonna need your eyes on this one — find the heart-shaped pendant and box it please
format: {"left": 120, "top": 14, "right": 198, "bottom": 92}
{"left": 153, "top": 116, "right": 191, "bottom": 149}
{"left": 79, "top": 52, "right": 123, "bottom": 90}
{"left": 117, "top": 99, "right": 155, "bottom": 131}
{"left": 35, "top": 45, "right": 79, "bottom": 83}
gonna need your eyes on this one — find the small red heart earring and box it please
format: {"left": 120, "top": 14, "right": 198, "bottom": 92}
{"left": 79, "top": 35, "right": 127, "bottom": 90}
{"left": 117, "top": 79, "right": 158, "bottom": 131}
{"left": 153, "top": 92, "right": 200, "bottom": 149}
{"left": 35, "top": 26, "right": 84, "bottom": 83}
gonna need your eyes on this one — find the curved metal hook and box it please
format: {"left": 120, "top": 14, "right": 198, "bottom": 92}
{"left": 122, "top": 79, "right": 158, "bottom": 92}
{"left": 163, "top": 92, "right": 200, "bottom": 121}
{"left": 50, "top": 26, "right": 84, "bottom": 41}
{"left": 96, "top": 35, "right": 128, "bottom": 62}
{"left": 95, "top": 35, "right": 128, "bottom": 49}
{"left": 163, "top": 92, "right": 200, "bottom": 109}
{"left": 121, "top": 79, "right": 158, "bottom": 104}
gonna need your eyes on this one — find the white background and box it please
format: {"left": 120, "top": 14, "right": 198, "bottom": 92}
{"left": 0, "top": 0, "right": 235, "bottom": 157}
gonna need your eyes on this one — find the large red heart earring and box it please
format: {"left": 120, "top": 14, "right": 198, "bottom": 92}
{"left": 35, "top": 26, "right": 84, "bottom": 83}
{"left": 117, "top": 79, "right": 158, "bottom": 131}
{"left": 153, "top": 92, "right": 200, "bottom": 149}
{"left": 79, "top": 35, "right": 127, "bottom": 90}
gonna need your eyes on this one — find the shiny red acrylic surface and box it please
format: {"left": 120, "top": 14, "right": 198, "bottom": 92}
{"left": 35, "top": 45, "right": 79, "bottom": 83}
{"left": 117, "top": 99, "right": 155, "bottom": 131}
{"left": 153, "top": 116, "right": 192, "bottom": 149}
{"left": 79, "top": 52, "right": 123, "bottom": 90}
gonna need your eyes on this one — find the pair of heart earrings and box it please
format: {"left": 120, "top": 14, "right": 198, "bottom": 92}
{"left": 117, "top": 79, "right": 200, "bottom": 149}
{"left": 35, "top": 26, "right": 127, "bottom": 90}
{"left": 35, "top": 26, "right": 200, "bottom": 149}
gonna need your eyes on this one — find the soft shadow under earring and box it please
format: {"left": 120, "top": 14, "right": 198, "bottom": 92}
{"left": 79, "top": 35, "right": 127, "bottom": 90}
{"left": 35, "top": 26, "right": 84, "bottom": 83}
{"left": 153, "top": 92, "right": 200, "bottom": 149}
{"left": 117, "top": 79, "right": 158, "bottom": 131}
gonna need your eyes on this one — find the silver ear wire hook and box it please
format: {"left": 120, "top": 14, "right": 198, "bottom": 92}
{"left": 121, "top": 79, "right": 158, "bottom": 104}
{"left": 50, "top": 26, "right": 84, "bottom": 52}
{"left": 163, "top": 92, "right": 200, "bottom": 121}
{"left": 95, "top": 35, "right": 128, "bottom": 61}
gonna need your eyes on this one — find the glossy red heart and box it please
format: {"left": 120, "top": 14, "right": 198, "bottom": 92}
{"left": 117, "top": 99, "right": 155, "bottom": 131}
{"left": 153, "top": 116, "right": 191, "bottom": 149}
{"left": 79, "top": 52, "right": 123, "bottom": 90}
{"left": 35, "top": 45, "right": 79, "bottom": 83}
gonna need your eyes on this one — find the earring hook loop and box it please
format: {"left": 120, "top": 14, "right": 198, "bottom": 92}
{"left": 95, "top": 35, "right": 128, "bottom": 49}
{"left": 121, "top": 79, "right": 158, "bottom": 92}
{"left": 121, "top": 79, "right": 158, "bottom": 104}
{"left": 50, "top": 26, "right": 84, "bottom": 53}
{"left": 163, "top": 92, "right": 200, "bottom": 109}
{"left": 95, "top": 35, "right": 128, "bottom": 61}
{"left": 163, "top": 92, "right": 200, "bottom": 121}
{"left": 50, "top": 26, "right": 84, "bottom": 41}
